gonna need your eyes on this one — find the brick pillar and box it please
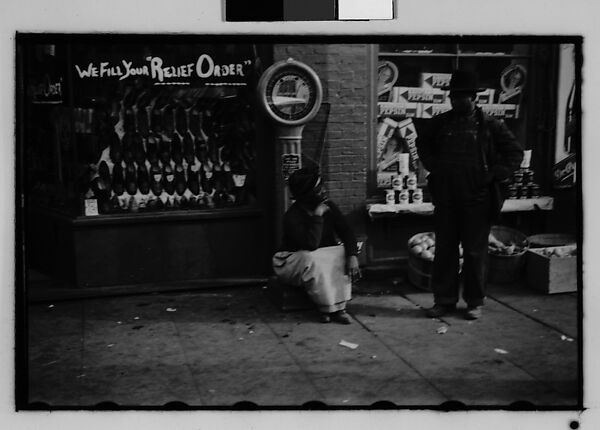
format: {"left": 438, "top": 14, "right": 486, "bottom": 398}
{"left": 273, "top": 44, "right": 370, "bottom": 236}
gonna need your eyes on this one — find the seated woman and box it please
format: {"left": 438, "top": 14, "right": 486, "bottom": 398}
{"left": 272, "top": 168, "right": 361, "bottom": 324}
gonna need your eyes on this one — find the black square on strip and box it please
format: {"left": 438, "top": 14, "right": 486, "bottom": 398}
{"left": 284, "top": 0, "right": 336, "bottom": 21}
{"left": 225, "top": 0, "right": 284, "bottom": 21}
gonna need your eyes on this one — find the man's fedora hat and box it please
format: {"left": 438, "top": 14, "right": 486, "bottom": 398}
{"left": 442, "top": 69, "right": 486, "bottom": 93}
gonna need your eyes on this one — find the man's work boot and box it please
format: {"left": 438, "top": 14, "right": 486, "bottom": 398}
{"left": 331, "top": 310, "right": 352, "bottom": 325}
{"left": 425, "top": 304, "right": 456, "bottom": 318}
{"left": 465, "top": 306, "right": 482, "bottom": 320}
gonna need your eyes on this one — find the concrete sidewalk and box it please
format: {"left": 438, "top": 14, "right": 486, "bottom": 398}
{"left": 26, "top": 277, "right": 579, "bottom": 407}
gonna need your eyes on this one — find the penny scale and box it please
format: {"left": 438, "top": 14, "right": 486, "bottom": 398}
{"left": 257, "top": 58, "right": 323, "bottom": 240}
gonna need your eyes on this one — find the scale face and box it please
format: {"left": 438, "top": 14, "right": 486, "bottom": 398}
{"left": 258, "top": 59, "right": 323, "bottom": 126}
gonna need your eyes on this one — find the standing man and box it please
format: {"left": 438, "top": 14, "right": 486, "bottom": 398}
{"left": 416, "top": 70, "right": 523, "bottom": 320}
{"left": 272, "top": 168, "right": 361, "bottom": 324}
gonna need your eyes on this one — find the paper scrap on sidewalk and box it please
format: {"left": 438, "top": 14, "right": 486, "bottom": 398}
{"left": 107, "top": 344, "right": 115, "bottom": 348}
{"left": 494, "top": 348, "right": 509, "bottom": 355}
{"left": 437, "top": 326, "right": 448, "bottom": 335}
{"left": 339, "top": 340, "right": 359, "bottom": 350}
{"left": 166, "top": 308, "right": 177, "bottom": 312}
{"left": 48, "top": 304, "right": 55, "bottom": 308}
{"left": 561, "top": 335, "right": 574, "bottom": 342}
{"left": 134, "top": 316, "right": 140, "bottom": 320}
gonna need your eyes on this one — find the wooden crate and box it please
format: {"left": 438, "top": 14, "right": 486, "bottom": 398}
{"left": 526, "top": 246, "right": 577, "bottom": 294}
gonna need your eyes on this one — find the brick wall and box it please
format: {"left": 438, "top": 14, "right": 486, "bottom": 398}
{"left": 273, "top": 44, "right": 371, "bottom": 234}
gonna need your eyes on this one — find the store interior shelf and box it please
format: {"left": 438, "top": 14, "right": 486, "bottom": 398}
{"left": 72, "top": 206, "right": 264, "bottom": 226}
{"left": 379, "top": 52, "right": 531, "bottom": 59}
{"left": 378, "top": 52, "right": 458, "bottom": 57}
{"left": 367, "top": 196, "right": 554, "bottom": 218}
{"left": 455, "top": 53, "right": 531, "bottom": 59}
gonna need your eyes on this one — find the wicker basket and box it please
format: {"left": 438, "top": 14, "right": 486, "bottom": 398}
{"left": 407, "top": 261, "right": 433, "bottom": 291}
{"left": 407, "top": 232, "right": 435, "bottom": 291}
{"left": 527, "top": 233, "right": 576, "bottom": 249}
{"left": 407, "top": 232, "right": 463, "bottom": 291}
{"left": 488, "top": 225, "right": 529, "bottom": 284}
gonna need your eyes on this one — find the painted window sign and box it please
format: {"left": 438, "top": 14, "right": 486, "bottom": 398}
{"left": 74, "top": 54, "right": 253, "bottom": 85}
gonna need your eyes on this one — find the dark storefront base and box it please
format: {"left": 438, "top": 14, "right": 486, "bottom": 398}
{"left": 26, "top": 206, "right": 271, "bottom": 289}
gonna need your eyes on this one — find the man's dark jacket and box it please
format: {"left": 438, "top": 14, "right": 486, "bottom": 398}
{"left": 416, "top": 107, "right": 524, "bottom": 220}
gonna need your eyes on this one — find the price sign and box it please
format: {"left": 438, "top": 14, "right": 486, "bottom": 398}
{"left": 84, "top": 199, "right": 99, "bottom": 216}
{"left": 281, "top": 153, "right": 301, "bottom": 180}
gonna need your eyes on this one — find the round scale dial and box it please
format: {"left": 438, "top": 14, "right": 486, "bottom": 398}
{"left": 258, "top": 59, "right": 323, "bottom": 126}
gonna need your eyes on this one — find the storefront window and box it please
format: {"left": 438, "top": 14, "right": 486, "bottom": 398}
{"left": 374, "top": 43, "right": 533, "bottom": 201}
{"left": 23, "top": 42, "right": 259, "bottom": 216}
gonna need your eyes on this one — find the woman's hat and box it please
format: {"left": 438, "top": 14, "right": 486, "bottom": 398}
{"left": 287, "top": 168, "right": 320, "bottom": 199}
{"left": 442, "top": 69, "right": 486, "bottom": 93}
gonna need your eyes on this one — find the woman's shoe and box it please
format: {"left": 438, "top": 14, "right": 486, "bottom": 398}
{"left": 319, "top": 313, "right": 331, "bottom": 323}
{"left": 331, "top": 310, "right": 352, "bottom": 325}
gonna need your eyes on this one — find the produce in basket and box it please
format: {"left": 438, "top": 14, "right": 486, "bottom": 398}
{"left": 540, "top": 246, "right": 577, "bottom": 258}
{"left": 409, "top": 233, "right": 462, "bottom": 262}
{"left": 488, "top": 232, "right": 525, "bottom": 256}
